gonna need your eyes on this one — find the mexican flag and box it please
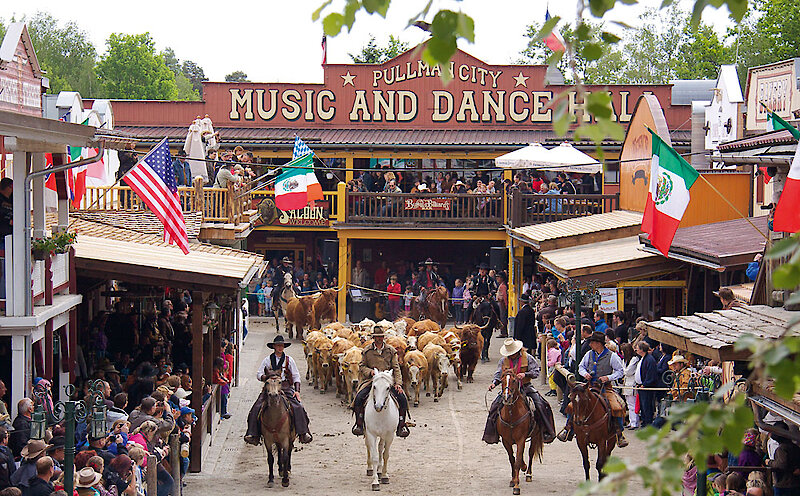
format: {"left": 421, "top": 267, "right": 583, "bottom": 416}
{"left": 273, "top": 153, "right": 323, "bottom": 211}
{"left": 771, "top": 114, "right": 800, "bottom": 233}
{"left": 762, "top": 109, "right": 799, "bottom": 183}
{"left": 642, "top": 130, "right": 700, "bottom": 256}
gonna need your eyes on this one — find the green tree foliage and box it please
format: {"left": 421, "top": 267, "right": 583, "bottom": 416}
{"left": 160, "top": 47, "right": 200, "bottom": 101}
{"left": 735, "top": 0, "right": 800, "bottom": 83}
{"left": 96, "top": 33, "right": 177, "bottom": 100}
{"left": 225, "top": 71, "right": 249, "bottom": 82}
{"left": 23, "top": 12, "right": 100, "bottom": 96}
{"left": 520, "top": 6, "right": 732, "bottom": 85}
{"left": 349, "top": 35, "right": 409, "bottom": 63}
{"left": 181, "top": 60, "right": 207, "bottom": 97}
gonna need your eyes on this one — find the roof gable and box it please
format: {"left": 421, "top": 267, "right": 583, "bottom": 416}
{"left": 0, "top": 22, "right": 44, "bottom": 78}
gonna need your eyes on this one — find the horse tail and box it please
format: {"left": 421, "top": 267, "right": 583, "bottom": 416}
{"left": 529, "top": 421, "right": 544, "bottom": 463}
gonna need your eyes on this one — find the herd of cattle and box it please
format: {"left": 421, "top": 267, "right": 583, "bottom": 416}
{"left": 299, "top": 318, "right": 486, "bottom": 407}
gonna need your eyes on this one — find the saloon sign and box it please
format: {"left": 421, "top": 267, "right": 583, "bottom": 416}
{"left": 404, "top": 198, "right": 452, "bottom": 211}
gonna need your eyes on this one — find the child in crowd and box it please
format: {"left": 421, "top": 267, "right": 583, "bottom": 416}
{"left": 546, "top": 338, "right": 561, "bottom": 397}
{"left": 403, "top": 286, "right": 414, "bottom": 313}
{"left": 387, "top": 274, "right": 402, "bottom": 320}
{"left": 264, "top": 280, "right": 274, "bottom": 316}
{"left": 213, "top": 357, "right": 231, "bottom": 420}
{"left": 451, "top": 279, "right": 465, "bottom": 324}
{"left": 257, "top": 281, "right": 267, "bottom": 316}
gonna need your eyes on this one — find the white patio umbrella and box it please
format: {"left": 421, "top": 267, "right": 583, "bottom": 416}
{"left": 544, "top": 142, "right": 602, "bottom": 173}
{"left": 494, "top": 143, "right": 551, "bottom": 169}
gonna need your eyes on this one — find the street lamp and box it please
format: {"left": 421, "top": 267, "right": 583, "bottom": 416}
{"left": 34, "top": 379, "right": 107, "bottom": 496}
{"left": 557, "top": 278, "right": 601, "bottom": 375}
{"left": 205, "top": 300, "right": 219, "bottom": 320}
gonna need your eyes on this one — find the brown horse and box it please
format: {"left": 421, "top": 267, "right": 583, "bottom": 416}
{"left": 570, "top": 383, "right": 617, "bottom": 481}
{"left": 410, "top": 286, "right": 449, "bottom": 327}
{"left": 259, "top": 375, "right": 295, "bottom": 488}
{"left": 497, "top": 371, "right": 543, "bottom": 495}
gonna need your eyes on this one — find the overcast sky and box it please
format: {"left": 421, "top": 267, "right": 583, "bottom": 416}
{"left": 2, "top": 0, "right": 734, "bottom": 83}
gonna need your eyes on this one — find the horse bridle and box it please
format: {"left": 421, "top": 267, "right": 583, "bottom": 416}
{"left": 498, "top": 373, "right": 531, "bottom": 429}
{"left": 572, "top": 383, "right": 610, "bottom": 430}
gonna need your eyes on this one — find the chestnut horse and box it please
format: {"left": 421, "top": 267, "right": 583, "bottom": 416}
{"left": 570, "top": 383, "right": 617, "bottom": 481}
{"left": 410, "top": 286, "right": 449, "bottom": 327}
{"left": 259, "top": 374, "right": 295, "bottom": 488}
{"left": 497, "top": 371, "right": 543, "bottom": 495}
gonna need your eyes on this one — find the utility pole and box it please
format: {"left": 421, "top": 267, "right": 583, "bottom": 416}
{"left": 557, "top": 279, "right": 600, "bottom": 375}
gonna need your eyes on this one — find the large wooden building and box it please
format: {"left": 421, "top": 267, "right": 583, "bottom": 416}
{"left": 97, "top": 46, "right": 723, "bottom": 322}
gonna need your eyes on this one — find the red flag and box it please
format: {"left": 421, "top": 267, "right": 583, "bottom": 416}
{"left": 543, "top": 9, "right": 565, "bottom": 52}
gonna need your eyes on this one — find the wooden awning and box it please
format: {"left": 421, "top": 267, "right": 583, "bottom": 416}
{"left": 507, "top": 210, "right": 643, "bottom": 252}
{"left": 536, "top": 235, "right": 679, "bottom": 285}
{"left": 643, "top": 305, "right": 796, "bottom": 362}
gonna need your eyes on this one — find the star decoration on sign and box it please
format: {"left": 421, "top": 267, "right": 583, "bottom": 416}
{"left": 341, "top": 71, "right": 356, "bottom": 86}
{"left": 513, "top": 72, "right": 529, "bottom": 88}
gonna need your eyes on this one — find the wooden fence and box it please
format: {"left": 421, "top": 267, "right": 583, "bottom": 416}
{"left": 344, "top": 191, "right": 504, "bottom": 227}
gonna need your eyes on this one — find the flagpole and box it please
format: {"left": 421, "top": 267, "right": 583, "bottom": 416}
{"left": 645, "top": 124, "right": 769, "bottom": 242}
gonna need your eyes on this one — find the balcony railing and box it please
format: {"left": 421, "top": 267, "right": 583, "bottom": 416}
{"left": 79, "top": 178, "right": 252, "bottom": 225}
{"left": 344, "top": 191, "right": 504, "bottom": 227}
{"left": 507, "top": 192, "right": 619, "bottom": 228}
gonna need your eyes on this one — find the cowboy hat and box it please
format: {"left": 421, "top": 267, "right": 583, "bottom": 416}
{"left": 267, "top": 335, "right": 291, "bottom": 349}
{"left": 173, "top": 387, "right": 192, "bottom": 399}
{"left": 477, "top": 262, "right": 489, "bottom": 270}
{"left": 76, "top": 467, "right": 103, "bottom": 488}
{"left": 156, "top": 385, "right": 174, "bottom": 397}
{"left": 499, "top": 338, "right": 523, "bottom": 357}
{"left": 47, "top": 436, "right": 65, "bottom": 452}
{"left": 103, "top": 364, "right": 120, "bottom": 374}
{"left": 371, "top": 327, "right": 386, "bottom": 338}
{"left": 281, "top": 257, "right": 293, "bottom": 264}
{"left": 424, "top": 258, "right": 435, "bottom": 265}
{"left": 21, "top": 439, "right": 52, "bottom": 459}
{"left": 587, "top": 331, "right": 606, "bottom": 344}
{"left": 668, "top": 355, "right": 688, "bottom": 366}
{"left": 417, "top": 184, "right": 429, "bottom": 191}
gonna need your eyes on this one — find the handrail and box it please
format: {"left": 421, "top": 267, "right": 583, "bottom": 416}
{"left": 508, "top": 192, "right": 619, "bottom": 228}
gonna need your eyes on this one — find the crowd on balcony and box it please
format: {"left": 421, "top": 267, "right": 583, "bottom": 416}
{"left": 0, "top": 292, "right": 237, "bottom": 496}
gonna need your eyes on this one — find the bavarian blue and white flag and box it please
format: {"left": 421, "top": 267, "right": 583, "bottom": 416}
{"left": 293, "top": 136, "right": 312, "bottom": 159}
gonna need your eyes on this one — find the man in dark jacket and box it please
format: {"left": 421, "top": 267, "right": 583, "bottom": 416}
{"left": 0, "top": 427, "right": 15, "bottom": 490}
{"left": 21, "top": 456, "right": 54, "bottom": 496}
{"left": 0, "top": 178, "right": 12, "bottom": 238}
{"left": 513, "top": 294, "right": 537, "bottom": 353}
{"left": 10, "top": 398, "right": 33, "bottom": 458}
{"left": 636, "top": 341, "right": 658, "bottom": 426}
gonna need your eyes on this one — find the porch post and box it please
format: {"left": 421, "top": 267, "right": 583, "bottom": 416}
{"left": 190, "top": 292, "right": 205, "bottom": 472}
{"left": 32, "top": 153, "right": 46, "bottom": 238}
{"left": 345, "top": 156, "right": 354, "bottom": 183}
{"left": 11, "top": 151, "right": 28, "bottom": 316}
{"left": 10, "top": 334, "right": 27, "bottom": 418}
{"left": 337, "top": 234, "right": 350, "bottom": 322}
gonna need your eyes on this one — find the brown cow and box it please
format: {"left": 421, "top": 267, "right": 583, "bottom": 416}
{"left": 393, "top": 317, "right": 416, "bottom": 335}
{"left": 311, "top": 289, "right": 338, "bottom": 329}
{"left": 439, "top": 328, "right": 463, "bottom": 390}
{"left": 338, "top": 346, "right": 362, "bottom": 405}
{"left": 409, "top": 319, "right": 441, "bottom": 337}
{"left": 458, "top": 324, "right": 483, "bottom": 383}
{"left": 402, "top": 350, "right": 428, "bottom": 407}
{"left": 417, "top": 331, "right": 446, "bottom": 354}
{"left": 311, "top": 336, "right": 334, "bottom": 393}
{"left": 385, "top": 335, "right": 408, "bottom": 363}
{"left": 423, "top": 343, "right": 449, "bottom": 402}
{"left": 286, "top": 295, "right": 315, "bottom": 339}
{"left": 304, "top": 330, "right": 325, "bottom": 383}
{"left": 331, "top": 337, "right": 354, "bottom": 397}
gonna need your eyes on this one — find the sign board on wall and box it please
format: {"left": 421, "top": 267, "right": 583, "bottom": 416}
{"left": 745, "top": 58, "right": 800, "bottom": 131}
{"left": 404, "top": 198, "right": 452, "bottom": 211}
{"left": 0, "top": 23, "right": 43, "bottom": 116}
{"left": 619, "top": 94, "right": 673, "bottom": 212}
{"left": 598, "top": 288, "right": 618, "bottom": 313}
{"left": 253, "top": 195, "right": 330, "bottom": 227}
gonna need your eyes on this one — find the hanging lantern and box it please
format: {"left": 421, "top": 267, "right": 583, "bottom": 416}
{"left": 205, "top": 301, "right": 219, "bottom": 321}
{"left": 90, "top": 402, "right": 107, "bottom": 440}
{"left": 30, "top": 404, "right": 47, "bottom": 440}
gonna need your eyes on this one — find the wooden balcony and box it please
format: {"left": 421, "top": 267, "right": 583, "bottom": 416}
{"left": 79, "top": 178, "right": 260, "bottom": 240}
{"left": 342, "top": 191, "right": 505, "bottom": 229}
{"left": 507, "top": 192, "right": 620, "bottom": 228}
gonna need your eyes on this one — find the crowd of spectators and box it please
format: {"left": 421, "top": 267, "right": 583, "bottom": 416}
{"left": 0, "top": 291, "right": 237, "bottom": 496}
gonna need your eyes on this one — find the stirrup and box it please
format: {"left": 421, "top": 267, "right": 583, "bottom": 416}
{"left": 396, "top": 423, "right": 410, "bottom": 438}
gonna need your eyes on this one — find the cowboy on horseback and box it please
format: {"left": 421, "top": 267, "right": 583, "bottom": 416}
{"left": 351, "top": 327, "right": 410, "bottom": 438}
{"left": 470, "top": 263, "right": 505, "bottom": 362}
{"left": 272, "top": 257, "right": 296, "bottom": 312}
{"left": 557, "top": 331, "right": 629, "bottom": 448}
{"left": 414, "top": 258, "right": 443, "bottom": 305}
{"left": 244, "top": 335, "right": 313, "bottom": 445}
{"left": 469, "top": 262, "right": 497, "bottom": 300}
{"left": 483, "top": 338, "right": 557, "bottom": 444}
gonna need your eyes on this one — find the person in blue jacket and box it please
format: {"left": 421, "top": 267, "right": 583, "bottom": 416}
{"left": 636, "top": 341, "right": 659, "bottom": 427}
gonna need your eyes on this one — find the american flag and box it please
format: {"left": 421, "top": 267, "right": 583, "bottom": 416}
{"left": 293, "top": 136, "right": 312, "bottom": 159}
{"left": 123, "top": 138, "right": 190, "bottom": 254}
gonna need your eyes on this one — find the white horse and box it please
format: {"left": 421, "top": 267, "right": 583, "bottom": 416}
{"left": 364, "top": 369, "right": 399, "bottom": 491}
{"left": 276, "top": 272, "right": 296, "bottom": 334}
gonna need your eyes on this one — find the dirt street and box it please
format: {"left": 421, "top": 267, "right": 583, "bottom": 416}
{"left": 184, "top": 320, "right": 646, "bottom": 495}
